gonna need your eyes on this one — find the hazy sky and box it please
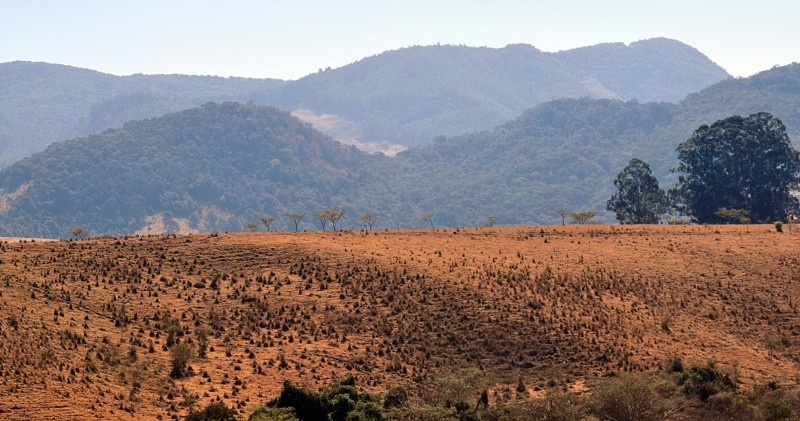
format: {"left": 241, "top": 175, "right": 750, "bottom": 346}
{"left": 2, "top": 1, "right": 798, "bottom": 80}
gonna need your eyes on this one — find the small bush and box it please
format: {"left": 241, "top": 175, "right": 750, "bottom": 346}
{"left": 525, "top": 389, "right": 589, "bottom": 421}
{"left": 589, "top": 373, "right": 675, "bottom": 421}
{"left": 185, "top": 401, "right": 237, "bottom": 421}
{"left": 678, "top": 361, "right": 736, "bottom": 401}
{"left": 775, "top": 221, "right": 784, "bottom": 232}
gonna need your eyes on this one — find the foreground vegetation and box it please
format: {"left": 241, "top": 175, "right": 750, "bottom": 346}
{"left": 189, "top": 362, "right": 800, "bottom": 421}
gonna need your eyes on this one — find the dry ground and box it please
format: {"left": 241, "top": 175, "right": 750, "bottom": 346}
{"left": 1, "top": 224, "right": 799, "bottom": 420}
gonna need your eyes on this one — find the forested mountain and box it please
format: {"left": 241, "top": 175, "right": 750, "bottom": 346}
{"left": 2, "top": 63, "right": 798, "bottom": 238}
{"left": 0, "top": 38, "right": 727, "bottom": 168}
{"left": 282, "top": 38, "right": 727, "bottom": 147}
{"left": 0, "top": 103, "right": 366, "bottom": 236}
{"left": 0, "top": 61, "right": 283, "bottom": 168}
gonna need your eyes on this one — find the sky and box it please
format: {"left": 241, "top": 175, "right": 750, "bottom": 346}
{"left": 2, "top": 1, "right": 799, "bottom": 80}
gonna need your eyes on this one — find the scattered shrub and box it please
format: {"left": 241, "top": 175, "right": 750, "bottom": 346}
{"left": 185, "top": 401, "right": 237, "bottom": 421}
{"left": 775, "top": 221, "right": 784, "bottom": 232}
{"left": 589, "top": 373, "right": 676, "bottom": 421}
{"left": 678, "top": 361, "right": 736, "bottom": 401}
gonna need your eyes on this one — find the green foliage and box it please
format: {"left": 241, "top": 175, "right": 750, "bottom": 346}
{"left": 185, "top": 401, "right": 238, "bottom": 421}
{"left": 267, "top": 377, "right": 383, "bottom": 421}
{"left": 671, "top": 113, "right": 800, "bottom": 223}
{"left": 607, "top": 158, "right": 668, "bottom": 224}
{"left": 677, "top": 361, "right": 737, "bottom": 401}
{"left": 715, "top": 208, "right": 751, "bottom": 224}
{"left": 170, "top": 342, "right": 196, "bottom": 378}
{"left": 775, "top": 221, "right": 784, "bottom": 233}
{"left": 4, "top": 59, "right": 800, "bottom": 237}
{"left": 248, "top": 406, "right": 299, "bottom": 421}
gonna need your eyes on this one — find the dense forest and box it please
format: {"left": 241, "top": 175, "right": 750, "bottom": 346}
{"left": 0, "top": 60, "right": 798, "bottom": 237}
{"left": 0, "top": 38, "right": 727, "bottom": 168}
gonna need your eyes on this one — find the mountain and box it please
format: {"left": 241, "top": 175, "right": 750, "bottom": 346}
{"left": 0, "top": 38, "right": 728, "bottom": 168}
{"left": 277, "top": 38, "right": 728, "bottom": 147}
{"left": 0, "top": 102, "right": 367, "bottom": 236}
{"left": 2, "top": 63, "right": 798, "bottom": 238}
{"left": 0, "top": 61, "right": 283, "bottom": 168}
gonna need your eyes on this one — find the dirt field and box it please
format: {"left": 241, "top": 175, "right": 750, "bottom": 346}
{"left": 1, "top": 224, "right": 798, "bottom": 420}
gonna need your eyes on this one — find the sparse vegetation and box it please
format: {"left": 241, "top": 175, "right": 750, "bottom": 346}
{"left": 1, "top": 226, "right": 800, "bottom": 419}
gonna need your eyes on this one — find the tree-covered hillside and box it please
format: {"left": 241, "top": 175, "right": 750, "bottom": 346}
{"left": 278, "top": 38, "right": 728, "bottom": 147}
{"left": 0, "top": 61, "right": 284, "bottom": 168}
{"left": 0, "top": 103, "right": 367, "bottom": 236}
{"left": 1, "top": 62, "right": 798, "bottom": 237}
{"left": 0, "top": 38, "right": 727, "bottom": 168}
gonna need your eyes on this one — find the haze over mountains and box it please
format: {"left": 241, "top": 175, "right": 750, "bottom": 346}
{"left": 1, "top": 59, "right": 799, "bottom": 237}
{"left": 0, "top": 38, "right": 727, "bottom": 168}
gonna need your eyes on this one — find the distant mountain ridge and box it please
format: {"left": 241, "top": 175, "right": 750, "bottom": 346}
{"left": 0, "top": 62, "right": 799, "bottom": 237}
{"left": 0, "top": 38, "right": 728, "bottom": 167}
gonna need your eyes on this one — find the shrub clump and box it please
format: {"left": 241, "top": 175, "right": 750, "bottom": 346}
{"left": 677, "top": 361, "right": 736, "bottom": 401}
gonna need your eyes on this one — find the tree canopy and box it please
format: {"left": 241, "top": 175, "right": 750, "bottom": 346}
{"left": 606, "top": 158, "right": 668, "bottom": 224}
{"left": 670, "top": 112, "right": 800, "bottom": 223}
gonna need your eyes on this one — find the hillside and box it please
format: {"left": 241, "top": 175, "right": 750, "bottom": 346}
{"left": 1, "top": 61, "right": 800, "bottom": 236}
{"left": 0, "top": 61, "right": 283, "bottom": 168}
{"left": 0, "top": 102, "right": 367, "bottom": 237}
{"left": 278, "top": 38, "right": 728, "bottom": 147}
{"left": 1, "top": 225, "right": 799, "bottom": 419}
{"left": 0, "top": 38, "right": 727, "bottom": 167}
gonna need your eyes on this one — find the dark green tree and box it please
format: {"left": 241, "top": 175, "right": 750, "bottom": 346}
{"left": 671, "top": 113, "right": 800, "bottom": 223}
{"left": 606, "top": 158, "right": 668, "bottom": 224}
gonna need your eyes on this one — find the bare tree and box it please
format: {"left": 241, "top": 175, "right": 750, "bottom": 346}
{"left": 421, "top": 213, "right": 435, "bottom": 231}
{"left": 284, "top": 213, "right": 305, "bottom": 232}
{"left": 485, "top": 216, "right": 498, "bottom": 227}
{"left": 569, "top": 210, "right": 597, "bottom": 224}
{"left": 315, "top": 210, "right": 330, "bottom": 230}
{"left": 328, "top": 207, "right": 346, "bottom": 231}
{"left": 258, "top": 216, "right": 276, "bottom": 232}
{"left": 70, "top": 227, "right": 90, "bottom": 240}
{"left": 359, "top": 213, "right": 377, "bottom": 231}
{"left": 555, "top": 208, "right": 569, "bottom": 225}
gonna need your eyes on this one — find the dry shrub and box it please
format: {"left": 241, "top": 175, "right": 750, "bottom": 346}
{"left": 589, "top": 373, "right": 678, "bottom": 421}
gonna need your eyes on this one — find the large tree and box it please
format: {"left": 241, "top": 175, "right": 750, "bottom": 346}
{"left": 607, "top": 158, "right": 668, "bottom": 224}
{"left": 671, "top": 113, "right": 800, "bottom": 223}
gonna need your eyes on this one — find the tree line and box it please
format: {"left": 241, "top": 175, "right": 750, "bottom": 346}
{"left": 606, "top": 112, "right": 800, "bottom": 225}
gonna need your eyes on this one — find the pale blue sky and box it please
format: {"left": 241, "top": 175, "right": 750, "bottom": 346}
{"left": 2, "top": 1, "right": 798, "bottom": 80}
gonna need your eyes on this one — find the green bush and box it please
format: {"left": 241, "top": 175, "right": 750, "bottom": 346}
{"left": 678, "top": 361, "right": 736, "bottom": 401}
{"left": 775, "top": 221, "right": 784, "bottom": 232}
{"left": 266, "top": 377, "right": 383, "bottom": 421}
{"left": 185, "top": 401, "right": 237, "bottom": 421}
{"left": 248, "top": 406, "right": 298, "bottom": 421}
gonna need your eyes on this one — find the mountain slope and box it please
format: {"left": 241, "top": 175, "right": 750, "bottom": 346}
{"left": 0, "top": 38, "right": 728, "bottom": 167}
{"left": 0, "top": 103, "right": 366, "bottom": 237}
{"left": 0, "top": 61, "right": 284, "bottom": 168}
{"left": 2, "top": 63, "right": 798, "bottom": 237}
{"left": 280, "top": 39, "right": 728, "bottom": 146}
